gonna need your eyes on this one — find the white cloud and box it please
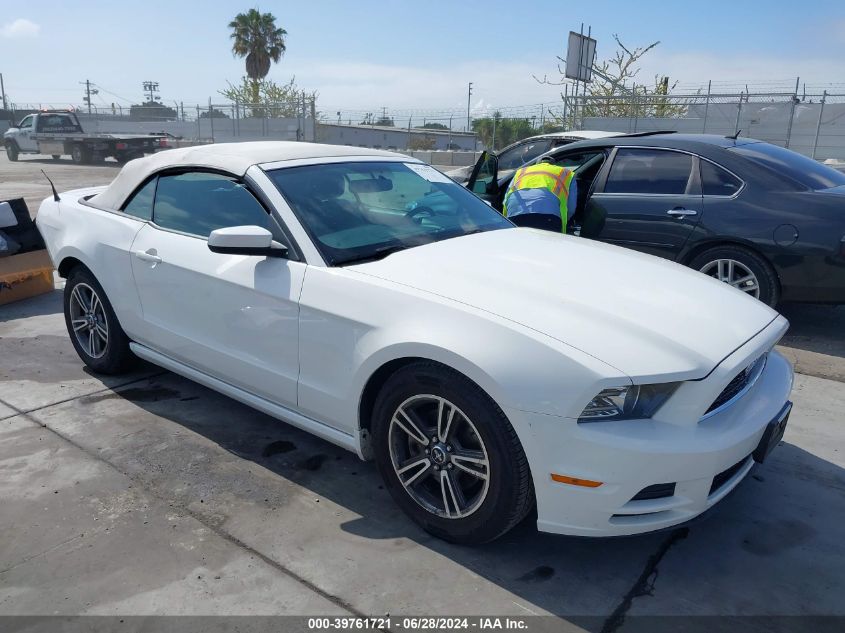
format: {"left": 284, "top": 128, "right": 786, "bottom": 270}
{"left": 1, "top": 18, "right": 40, "bottom": 38}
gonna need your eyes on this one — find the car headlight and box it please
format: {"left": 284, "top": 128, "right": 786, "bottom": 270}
{"left": 578, "top": 383, "right": 679, "bottom": 422}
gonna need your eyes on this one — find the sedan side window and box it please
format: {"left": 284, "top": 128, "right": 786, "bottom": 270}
{"left": 604, "top": 149, "right": 693, "bottom": 195}
{"left": 153, "top": 172, "right": 272, "bottom": 238}
{"left": 700, "top": 160, "right": 743, "bottom": 196}
{"left": 122, "top": 177, "right": 157, "bottom": 220}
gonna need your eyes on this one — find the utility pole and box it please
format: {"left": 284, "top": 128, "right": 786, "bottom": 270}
{"left": 142, "top": 81, "right": 160, "bottom": 104}
{"left": 80, "top": 79, "right": 98, "bottom": 114}
{"left": 466, "top": 82, "right": 473, "bottom": 132}
{"left": 0, "top": 73, "right": 7, "bottom": 111}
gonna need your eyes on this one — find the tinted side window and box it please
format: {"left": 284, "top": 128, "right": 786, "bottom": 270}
{"left": 122, "top": 178, "right": 157, "bottom": 220}
{"left": 153, "top": 172, "right": 271, "bottom": 237}
{"left": 605, "top": 149, "right": 693, "bottom": 195}
{"left": 701, "top": 160, "right": 742, "bottom": 196}
{"left": 19, "top": 116, "right": 33, "bottom": 129}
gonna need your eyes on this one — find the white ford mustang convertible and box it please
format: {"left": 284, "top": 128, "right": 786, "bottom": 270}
{"left": 36, "top": 142, "right": 794, "bottom": 543}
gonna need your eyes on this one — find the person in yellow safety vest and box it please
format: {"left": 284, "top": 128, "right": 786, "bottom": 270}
{"left": 502, "top": 159, "right": 577, "bottom": 231}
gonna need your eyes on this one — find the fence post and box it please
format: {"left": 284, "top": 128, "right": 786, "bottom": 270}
{"left": 812, "top": 91, "right": 827, "bottom": 160}
{"left": 208, "top": 98, "right": 215, "bottom": 142}
{"left": 311, "top": 96, "right": 317, "bottom": 143}
{"left": 562, "top": 84, "right": 569, "bottom": 130}
{"left": 785, "top": 77, "right": 800, "bottom": 148}
{"left": 702, "top": 80, "right": 711, "bottom": 133}
{"left": 734, "top": 91, "right": 743, "bottom": 137}
{"left": 196, "top": 105, "right": 201, "bottom": 139}
{"left": 632, "top": 85, "right": 639, "bottom": 132}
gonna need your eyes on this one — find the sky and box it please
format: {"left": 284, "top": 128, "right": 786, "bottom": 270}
{"left": 1, "top": 0, "right": 844, "bottom": 120}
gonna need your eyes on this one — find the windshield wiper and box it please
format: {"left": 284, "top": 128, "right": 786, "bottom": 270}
{"left": 335, "top": 244, "right": 411, "bottom": 266}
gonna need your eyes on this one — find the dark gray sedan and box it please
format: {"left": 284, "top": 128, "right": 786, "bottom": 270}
{"left": 464, "top": 133, "right": 845, "bottom": 306}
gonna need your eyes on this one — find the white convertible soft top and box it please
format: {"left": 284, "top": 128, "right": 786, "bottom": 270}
{"left": 90, "top": 141, "right": 405, "bottom": 210}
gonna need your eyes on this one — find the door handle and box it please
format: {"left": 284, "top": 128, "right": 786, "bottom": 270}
{"left": 666, "top": 208, "right": 698, "bottom": 218}
{"left": 134, "top": 249, "right": 162, "bottom": 263}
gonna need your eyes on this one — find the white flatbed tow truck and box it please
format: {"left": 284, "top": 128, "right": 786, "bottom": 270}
{"left": 3, "top": 110, "right": 168, "bottom": 164}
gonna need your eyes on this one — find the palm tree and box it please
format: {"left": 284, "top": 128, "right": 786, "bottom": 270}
{"left": 228, "top": 9, "right": 287, "bottom": 106}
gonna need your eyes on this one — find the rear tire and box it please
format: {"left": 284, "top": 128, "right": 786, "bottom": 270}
{"left": 5, "top": 143, "right": 19, "bottom": 162}
{"left": 71, "top": 144, "right": 90, "bottom": 165}
{"left": 63, "top": 266, "right": 136, "bottom": 374}
{"left": 689, "top": 245, "right": 780, "bottom": 307}
{"left": 372, "top": 361, "right": 534, "bottom": 544}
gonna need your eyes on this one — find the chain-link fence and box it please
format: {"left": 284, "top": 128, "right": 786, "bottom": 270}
{"left": 550, "top": 90, "right": 845, "bottom": 160}
{"left": 5, "top": 89, "right": 845, "bottom": 160}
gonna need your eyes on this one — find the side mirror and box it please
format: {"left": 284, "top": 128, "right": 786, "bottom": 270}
{"left": 208, "top": 225, "right": 288, "bottom": 258}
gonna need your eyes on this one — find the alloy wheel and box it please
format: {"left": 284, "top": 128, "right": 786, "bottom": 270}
{"left": 388, "top": 395, "right": 490, "bottom": 519}
{"left": 69, "top": 282, "right": 109, "bottom": 358}
{"left": 699, "top": 258, "right": 761, "bottom": 298}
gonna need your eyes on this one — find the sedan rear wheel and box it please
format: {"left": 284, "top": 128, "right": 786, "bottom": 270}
{"left": 690, "top": 245, "right": 780, "bottom": 307}
{"left": 63, "top": 266, "right": 136, "bottom": 374}
{"left": 699, "top": 259, "right": 760, "bottom": 298}
{"left": 372, "top": 361, "right": 534, "bottom": 543}
{"left": 68, "top": 282, "right": 110, "bottom": 359}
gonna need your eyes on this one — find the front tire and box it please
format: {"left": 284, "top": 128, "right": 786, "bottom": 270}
{"left": 63, "top": 266, "right": 136, "bottom": 374}
{"left": 5, "top": 143, "right": 19, "bottom": 161}
{"left": 51, "top": 154, "right": 61, "bottom": 161}
{"left": 372, "top": 362, "right": 534, "bottom": 544}
{"left": 689, "top": 245, "right": 780, "bottom": 307}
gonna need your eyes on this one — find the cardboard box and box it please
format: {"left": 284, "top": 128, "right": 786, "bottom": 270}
{"left": 0, "top": 198, "right": 55, "bottom": 306}
{"left": 0, "top": 249, "right": 55, "bottom": 305}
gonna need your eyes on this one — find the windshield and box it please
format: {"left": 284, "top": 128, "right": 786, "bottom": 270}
{"left": 267, "top": 161, "right": 512, "bottom": 265}
{"left": 729, "top": 142, "right": 845, "bottom": 190}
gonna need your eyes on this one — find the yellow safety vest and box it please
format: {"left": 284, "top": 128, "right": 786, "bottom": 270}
{"left": 503, "top": 163, "right": 575, "bottom": 226}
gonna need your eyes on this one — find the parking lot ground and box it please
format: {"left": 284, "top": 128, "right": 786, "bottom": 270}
{"left": 1, "top": 290, "right": 844, "bottom": 627}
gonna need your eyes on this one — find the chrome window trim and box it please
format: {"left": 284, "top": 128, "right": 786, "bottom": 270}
{"left": 700, "top": 353, "right": 768, "bottom": 422}
{"left": 698, "top": 156, "right": 747, "bottom": 199}
{"left": 597, "top": 145, "right": 700, "bottom": 197}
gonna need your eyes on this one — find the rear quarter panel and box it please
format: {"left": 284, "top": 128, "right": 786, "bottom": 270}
{"left": 35, "top": 189, "right": 147, "bottom": 336}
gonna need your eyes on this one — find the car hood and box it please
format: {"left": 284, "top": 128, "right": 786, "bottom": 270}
{"left": 351, "top": 229, "right": 780, "bottom": 381}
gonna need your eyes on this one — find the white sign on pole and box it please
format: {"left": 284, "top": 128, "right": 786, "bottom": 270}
{"left": 565, "top": 31, "right": 597, "bottom": 83}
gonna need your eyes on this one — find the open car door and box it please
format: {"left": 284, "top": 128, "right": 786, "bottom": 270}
{"left": 466, "top": 151, "right": 500, "bottom": 207}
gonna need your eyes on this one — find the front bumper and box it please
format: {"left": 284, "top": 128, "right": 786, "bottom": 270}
{"left": 507, "top": 330, "right": 794, "bottom": 537}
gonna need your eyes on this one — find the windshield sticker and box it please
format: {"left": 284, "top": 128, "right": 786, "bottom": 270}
{"left": 405, "top": 163, "right": 452, "bottom": 184}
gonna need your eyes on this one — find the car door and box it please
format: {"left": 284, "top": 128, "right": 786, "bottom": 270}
{"left": 466, "top": 151, "right": 500, "bottom": 205}
{"left": 16, "top": 115, "right": 37, "bottom": 151}
{"left": 129, "top": 170, "right": 305, "bottom": 407}
{"left": 584, "top": 147, "right": 704, "bottom": 260}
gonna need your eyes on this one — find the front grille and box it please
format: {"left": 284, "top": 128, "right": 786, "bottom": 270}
{"left": 704, "top": 354, "right": 767, "bottom": 416}
{"left": 631, "top": 482, "right": 676, "bottom": 501}
{"left": 709, "top": 457, "right": 749, "bottom": 495}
